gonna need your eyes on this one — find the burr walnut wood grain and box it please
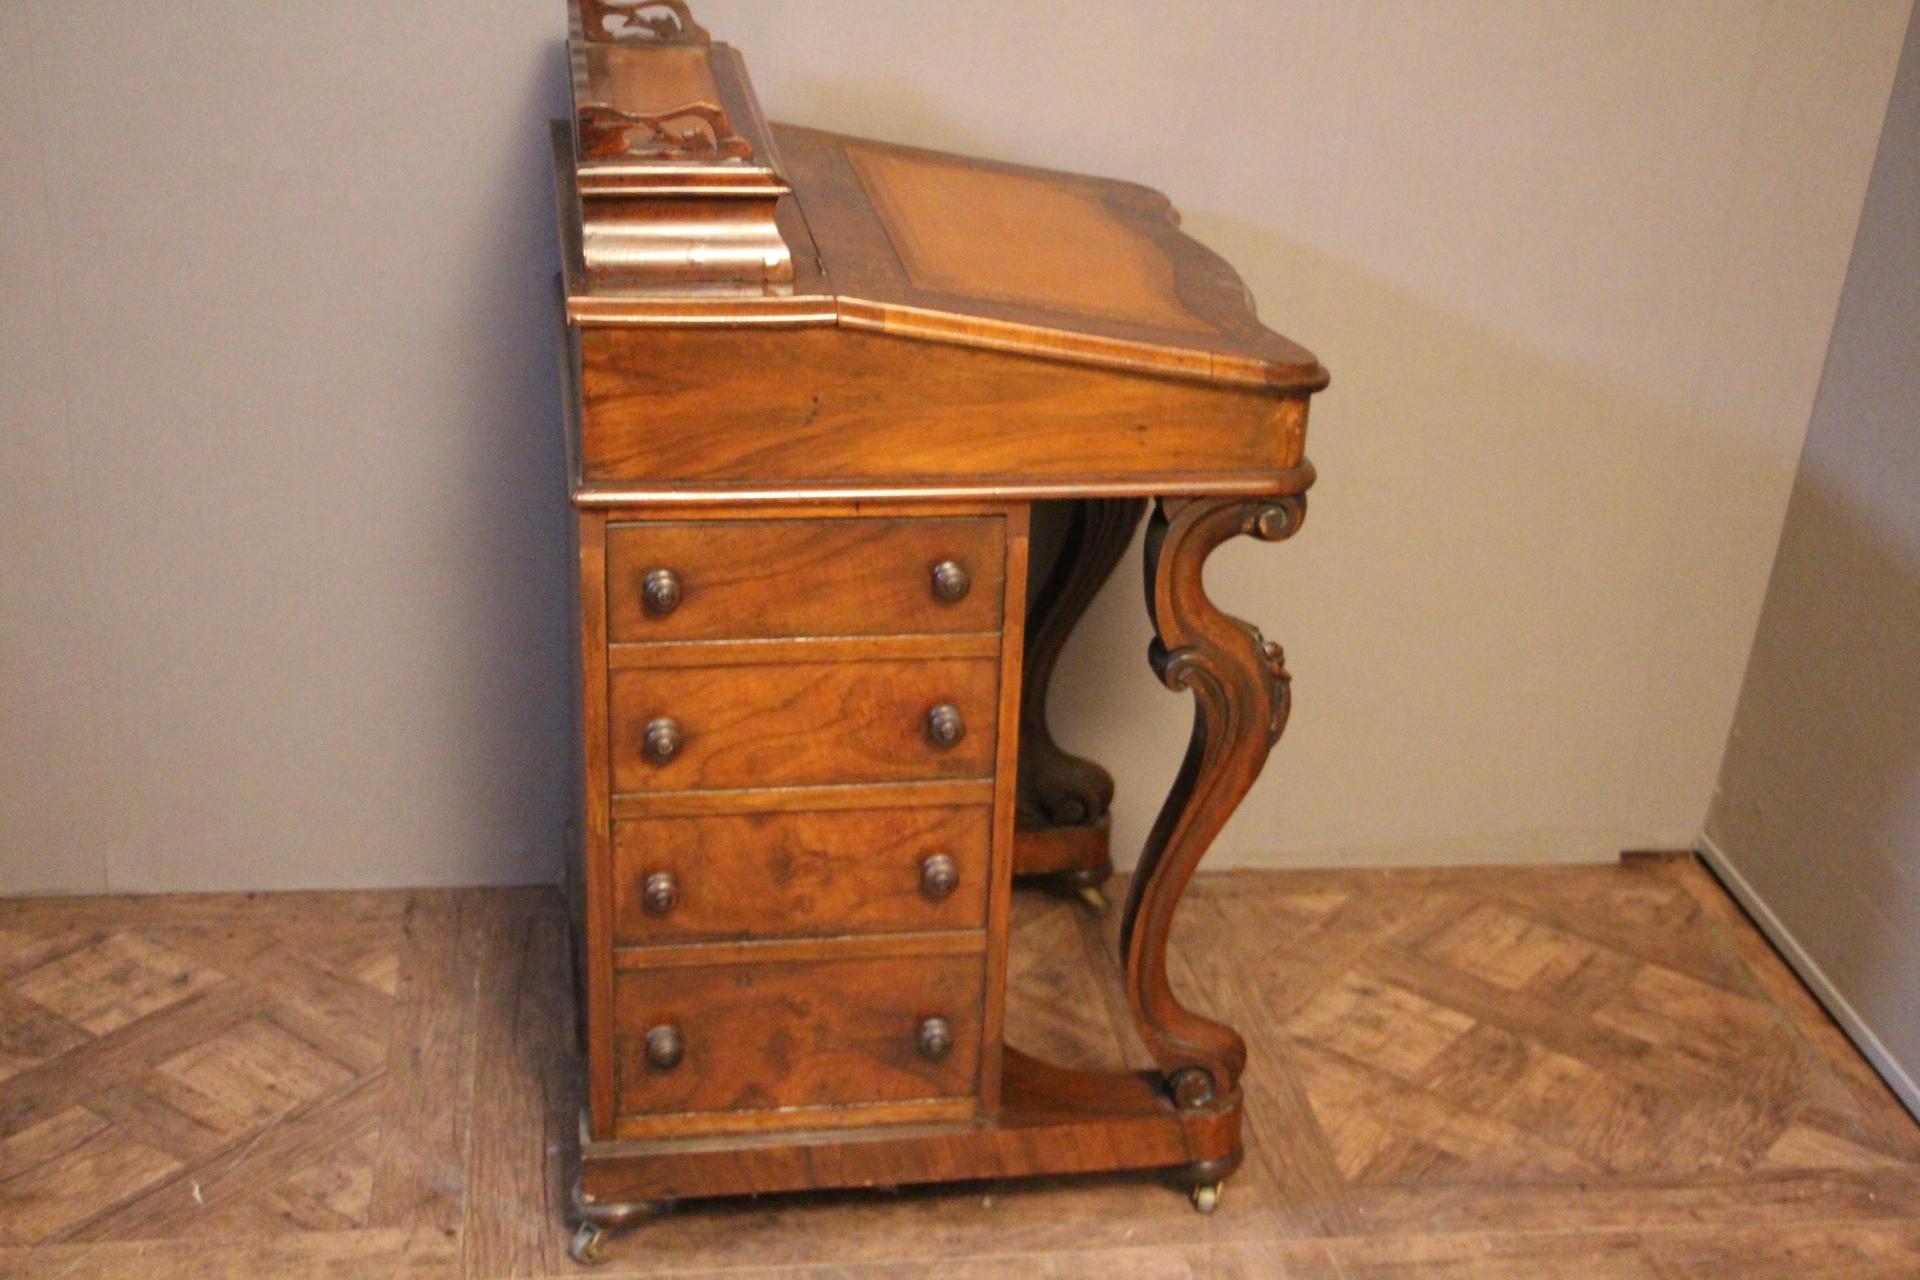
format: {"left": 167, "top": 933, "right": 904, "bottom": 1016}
{"left": 608, "top": 656, "right": 998, "bottom": 793}
{"left": 609, "top": 805, "right": 991, "bottom": 943}
{"left": 611, "top": 952, "right": 984, "bottom": 1126}
{"left": 605, "top": 516, "right": 1004, "bottom": 641}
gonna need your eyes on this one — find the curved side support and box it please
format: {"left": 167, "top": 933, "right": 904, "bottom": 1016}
{"left": 1122, "top": 489, "right": 1307, "bottom": 1108}
{"left": 1016, "top": 498, "right": 1150, "bottom": 833}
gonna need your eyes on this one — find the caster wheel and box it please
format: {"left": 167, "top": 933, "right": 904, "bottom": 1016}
{"left": 1077, "top": 884, "right": 1110, "bottom": 913}
{"left": 1190, "top": 1182, "right": 1222, "bottom": 1215}
{"left": 569, "top": 1222, "right": 607, "bottom": 1266}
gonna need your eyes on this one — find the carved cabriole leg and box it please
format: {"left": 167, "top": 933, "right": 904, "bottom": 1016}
{"left": 1122, "top": 491, "right": 1306, "bottom": 1111}
{"left": 1014, "top": 497, "right": 1149, "bottom": 894}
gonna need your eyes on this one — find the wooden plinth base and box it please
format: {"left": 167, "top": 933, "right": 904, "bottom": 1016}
{"left": 1012, "top": 817, "right": 1112, "bottom": 885}
{"left": 577, "top": 1048, "right": 1241, "bottom": 1205}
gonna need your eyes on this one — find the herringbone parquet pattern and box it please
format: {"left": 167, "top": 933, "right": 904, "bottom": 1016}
{"left": 0, "top": 857, "right": 1915, "bottom": 1278}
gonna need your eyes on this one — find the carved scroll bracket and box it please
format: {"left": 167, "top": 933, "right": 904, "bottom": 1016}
{"left": 1017, "top": 498, "right": 1149, "bottom": 832}
{"left": 576, "top": 101, "right": 754, "bottom": 163}
{"left": 1121, "top": 491, "right": 1308, "bottom": 1110}
{"left": 580, "top": 0, "right": 711, "bottom": 45}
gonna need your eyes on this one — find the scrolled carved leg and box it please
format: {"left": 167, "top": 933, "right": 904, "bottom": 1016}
{"left": 1121, "top": 491, "right": 1306, "bottom": 1110}
{"left": 1014, "top": 497, "right": 1149, "bottom": 894}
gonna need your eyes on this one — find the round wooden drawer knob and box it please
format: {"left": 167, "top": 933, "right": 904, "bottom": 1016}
{"left": 642, "top": 871, "right": 678, "bottom": 916}
{"left": 925, "top": 704, "right": 965, "bottom": 749}
{"left": 916, "top": 1016, "right": 953, "bottom": 1062}
{"left": 642, "top": 717, "right": 682, "bottom": 763}
{"left": 919, "top": 853, "right": 959, "bottom": 901}
{"left": 930, "top": 560, "right": 971, "bottom": 602}
{"left": 642, "top": 568, "right": 682, "bottom": 616}
{"left": 645, "top": 1024, "right": 684, "bottom": 1071}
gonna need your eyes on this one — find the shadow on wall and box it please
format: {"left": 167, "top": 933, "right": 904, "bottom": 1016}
{"left": 1708, "top": 466, "right": 1920, "bottom": 1068}
{"left": 1043, "top": 215, "right": 1791, "bottom": 869}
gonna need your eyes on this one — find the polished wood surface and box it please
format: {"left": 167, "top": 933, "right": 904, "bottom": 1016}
{"left": 610, "top": 777, "right": 993, "bottom": 818}
{"left": 1125, "top": 493, "right": 1306, "bottom": 1108}
{"left": 607, "top": 656, "right": 1000, "bottom": 792}
{"left": 576, "top": 510, "right": 617, "bottom": 1136}
{"left": 587, "top": 1046, "right": 1238, "bottom": 1203}
{"left": 555, "top": 0, "right": 1327, "bottom": 1249}
{"left": 1013, "top": 497, "right": 1148, "bottom": 889}
{"left": 610, "top": 951, "right": 984, "bottom": 1126}
{"left": 575, "top": 498, "right": 1031, "bottom": 1177}
{"left": 1017, "top": 498, "right": 1149, "bottom": 831}
{"left": 4, "top": 859, "right": 1917, "bottom": 1277}
{"left": 577, "top": 326, "right": 1311, "bottom": 496}
{"left": 609, "top": 805, "right": 991, "bottom": 943}
{"left": 566, "top": 2, "right": 794, "bottom": 293}
{"left": 605, "top": 516, "right": 1004, "bottom": 641}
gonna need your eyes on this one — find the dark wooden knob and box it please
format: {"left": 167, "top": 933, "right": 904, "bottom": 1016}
{"left": 642, "top": 568, "right": 682, "bottom": 616}
{"left": 919, "top": 853, "right": 959, "bottom": 901}
{"left": 644, "top": 1024, "right": 683, "bottom": 1071}
{"left": 916, "top": 1016, "right": 952, "bottom": 1062}
{"left": 925, "top": 704, "right": 965, "bottom": 749}
{"left": 642, "top": 871, "right": 678, "bottom": 916}
{"left": 642, "top": 717, "right": 682, "bottom": 763}
{"left": 930, "top": 560, "right": 971, "bottom": 602}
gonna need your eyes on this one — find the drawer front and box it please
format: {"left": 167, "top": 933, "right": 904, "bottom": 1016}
{"left": 613, "top": 953, "right": 982, "bottom": 1119}
{"left": 606, "top": 517, "right": 1005, "bottom": 642}
{"left": 609, "top": 658, "right": 998, "bottom": 793}
{"left": 613, "top": 806, "right": 991, "bottom": 944}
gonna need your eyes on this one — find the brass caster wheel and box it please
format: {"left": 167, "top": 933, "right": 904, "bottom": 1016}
{"left": 569, "top": 1222, "right": 607, "bottom": 1266}
{"left": 1190, "top": 1182, "right": 1223, "bottom": 1215}
{"left": 1077, "top": 884, "right": 1110, "bottom": 913}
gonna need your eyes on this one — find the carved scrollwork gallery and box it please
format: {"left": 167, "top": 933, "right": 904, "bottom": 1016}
{"left": 576, "top": 101, "right": 755, "bottom": 162}
{"left": 580, "top": 0, "right": 711, "bottom": 45}
{"left": 1123, "top": 491, "right": 1307, "bottom": 1109}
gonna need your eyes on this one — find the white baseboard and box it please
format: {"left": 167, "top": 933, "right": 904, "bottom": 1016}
{"left": 1697, "top": 832, "right": 1920, "bottom": 1120}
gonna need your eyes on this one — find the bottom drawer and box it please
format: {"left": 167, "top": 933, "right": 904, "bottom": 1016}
{"left": 613, "top": 952, "right": 983, "bottom": 1125}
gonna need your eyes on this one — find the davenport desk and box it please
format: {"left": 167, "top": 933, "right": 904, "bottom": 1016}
{"left": 552, "top": 2, "right": 1327, "bottom": 1263}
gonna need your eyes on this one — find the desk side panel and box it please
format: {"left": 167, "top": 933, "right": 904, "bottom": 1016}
{"left": 577, "top": 326, "right": 1307, "bottom": 497}
{"left": 577, "top": 509, "right": 617, "bottom": 1138}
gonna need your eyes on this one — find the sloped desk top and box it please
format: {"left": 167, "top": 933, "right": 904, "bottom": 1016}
{"left": 562, "top": 123, "right": 1326, "bottom": 396}
{"left": 557, "top": 128, "right": 1327, "bottom": 505}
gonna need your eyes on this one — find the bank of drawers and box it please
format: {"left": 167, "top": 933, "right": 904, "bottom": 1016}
{"left": 600, "top": 514, "right": 1006, "bottom": 1138}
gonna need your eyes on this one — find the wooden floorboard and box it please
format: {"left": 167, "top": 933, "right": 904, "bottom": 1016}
{"left": 0, "top": 856, "right": 1915, "bottom": 1277}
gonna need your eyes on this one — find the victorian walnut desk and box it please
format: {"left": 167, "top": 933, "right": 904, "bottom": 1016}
{"left": 553, "top": 2, "right": 1327, "bottom": 1263}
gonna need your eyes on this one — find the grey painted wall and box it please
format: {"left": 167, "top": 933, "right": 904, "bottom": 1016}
{"left": 0, "top": 3, "right": 578, "bottom": 891}
{"left": 1706, "top": 5, "right": 1920, "bottom": 1111}
{"left": 0, "top": 2, "right": 1908, "bottom": 893}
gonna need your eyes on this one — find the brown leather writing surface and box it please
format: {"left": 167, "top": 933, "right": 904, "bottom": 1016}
{"left": 846, "top": 143, "right": 1211, "bottom": 332}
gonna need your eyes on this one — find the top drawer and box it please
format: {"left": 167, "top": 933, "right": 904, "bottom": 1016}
{"left": 606, "top": 517, "right": 1004, "bottom": 642}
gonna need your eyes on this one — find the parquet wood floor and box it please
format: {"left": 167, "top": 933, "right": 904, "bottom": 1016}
{"left": 1, "top": 856, "right": 1915, "bottom": 1278}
